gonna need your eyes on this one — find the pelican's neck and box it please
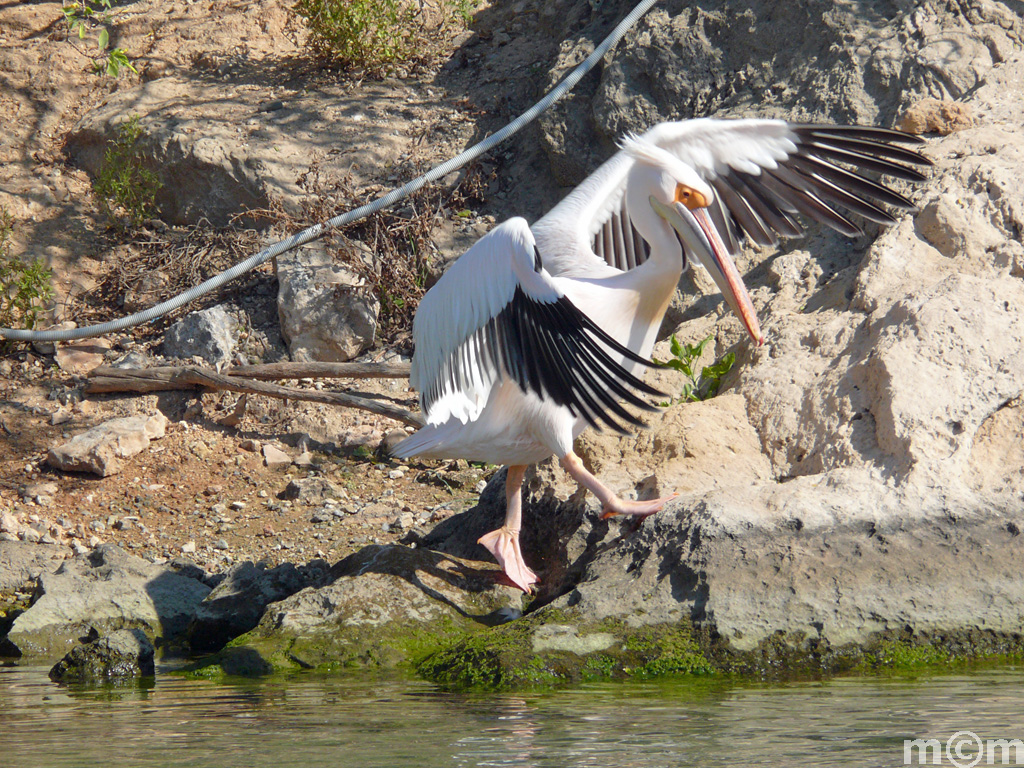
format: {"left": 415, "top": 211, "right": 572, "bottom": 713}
{"left": 628, "top": 197, "right": 684, "bottom": 280}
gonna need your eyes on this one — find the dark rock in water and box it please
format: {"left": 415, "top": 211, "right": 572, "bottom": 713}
{"left": 49, "top": 628, "right": 155, "bottom": 683}
{"left": 191, "top": 544, "right": 524, "bottom": 676}
{"left": 0, "top": 545, "right": 210, "bottom": 659}
{"left": 186, "top": 559, "right": 330, "bottom": 653}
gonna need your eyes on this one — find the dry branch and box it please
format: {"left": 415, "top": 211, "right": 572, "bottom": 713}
{"left": 87, "top": 365, "right": 423, "bottom": 428}
{"left": 224, "top": 361, "right": 410, "bottom": 380}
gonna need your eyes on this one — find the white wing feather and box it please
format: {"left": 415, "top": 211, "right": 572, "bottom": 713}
{"left": 410, "top": 217, "right": 559, "bottom": 426}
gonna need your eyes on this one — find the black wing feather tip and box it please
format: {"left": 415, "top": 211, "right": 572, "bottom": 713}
{"left": 716, "top": 120, "right": 932, "bottom": 247}
{"left": 792, "top": 123, "right": 928, "bottom": 147}
{"left": 488, "top": 288, "right": 665, "bottom": 432}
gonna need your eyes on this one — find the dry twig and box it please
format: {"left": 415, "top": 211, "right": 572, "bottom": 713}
{"left": 87, "top": 364, "right": 423, "bottom": 428}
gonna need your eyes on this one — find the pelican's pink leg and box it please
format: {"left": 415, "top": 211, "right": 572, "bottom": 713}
{"left": 477, "top": 465, "right": 540, "bottom": 593}
{"left": 560, "top": 451, "right": 678, "bottom": 520}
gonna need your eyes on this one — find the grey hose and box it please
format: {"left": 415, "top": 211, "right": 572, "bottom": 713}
{"left": 1, "top": 0, "right": 659, "bottom": 343}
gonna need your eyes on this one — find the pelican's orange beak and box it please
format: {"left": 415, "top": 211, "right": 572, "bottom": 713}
{"left": 651, "top": 192, "right": 764, "bottom": 346}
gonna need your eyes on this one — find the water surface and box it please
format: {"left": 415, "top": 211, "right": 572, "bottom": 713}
{"left": 3, "top": 664, "right": 1024, "bottom": 767}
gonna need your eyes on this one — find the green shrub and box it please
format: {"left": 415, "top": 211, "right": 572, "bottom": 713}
{"left": 294, "top": 0, "right": 476, "bottom": 71}
{"left": 296, "top": 0, "right": 414, "bottom": 68}
{"left": 0, "top": 209, "right": 54, "bottom": 333}
{"left": 93, "top": 115, "right": 162, "bottom": 229}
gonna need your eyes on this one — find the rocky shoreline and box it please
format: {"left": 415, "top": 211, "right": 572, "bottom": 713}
{"left": 4, "top": 465, "right": 1024, "bottom": 688}
{"left": 3, "top": 0, "right": 1024, "bottom": 688}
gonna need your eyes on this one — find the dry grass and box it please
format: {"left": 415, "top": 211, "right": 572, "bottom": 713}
{"left": 70, "top": 223, "right": 269, "bottom": 338}
{"left": 280, "top": 155, "right": 492, "bottom": 344}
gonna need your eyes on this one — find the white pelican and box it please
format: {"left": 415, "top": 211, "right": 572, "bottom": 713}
{"left": 392, "top": 118, "right": 929, "bottom": 592}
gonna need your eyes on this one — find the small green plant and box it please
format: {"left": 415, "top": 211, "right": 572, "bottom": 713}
{"left": 658, "top": 334, "right": 736, "bottom": 403}
{"left": 0, "top": 209, "right": 54, "bottom": 333}
{"left": 93, "top": 115, "right": 162, "bottom": 229}
{"left": 62, "top": 0, "right": 137, "bottom": 78}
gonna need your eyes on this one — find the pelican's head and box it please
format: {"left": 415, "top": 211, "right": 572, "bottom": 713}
{"left": 621, "top": 135, "right": 763, "bottom": 346}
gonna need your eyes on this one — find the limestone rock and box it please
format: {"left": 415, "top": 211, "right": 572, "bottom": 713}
{"left": 899, "top": 98, "right": 975, "bottom": 135}
{"left": 549, "top": 475, "right": 1024, "bottom": 655}
{"left": 419, "top": 48, "right": 1024, "bottom": 683}
{"left": 262, "top": 443, "right": 292, "bottom": 468}
{"left": 48, "top": 628, "right": 155, "bottom": 683}
{"left": 47, "top": 412, "right": 168, "bottom": 477}
{"left": 194, "top": 545, "right": 523, "bottom": 676}
{"left": 275, "top": 241, "right": 379, "bottom": 362}
{"left": 55, "top": 339, "right": 111, "bottom": 375}
{"left": 186, "top": 560, "right": 329, "bottom": 653}
{"left": 162, "top": 305, "right": 237, "bottom": 366}
{"left": 0, "top": 540, "right": 66, "bottom": 593}
{"left": 0, "top": 544, "right": 210, "bottom": 659}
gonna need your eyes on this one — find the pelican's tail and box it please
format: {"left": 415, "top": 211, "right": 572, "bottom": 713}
{"left": 388, "top": 424, "right": 444, "bottom": 460}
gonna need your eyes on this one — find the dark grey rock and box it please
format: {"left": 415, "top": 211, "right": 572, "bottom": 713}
{"left": 49, "top": 628, "right": 155, "bottom": 683}
{"left": 538, "top": 0, "right": 1023, "bottom": 184}
{"left": 281, "top": 476, "right": 344, "bottom": 504}
{"left": 162, "top": 305, "right": 237, "bottom": 366}
{"left": 186, "top": 559, "right": 329, "bottom": 653}
{"left": 0, "top": 544, "right": 210, "bottom": 659}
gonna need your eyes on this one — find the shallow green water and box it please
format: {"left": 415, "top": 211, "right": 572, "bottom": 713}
{"left": 3, "top": 664, "right": 1024, "bottom": 767}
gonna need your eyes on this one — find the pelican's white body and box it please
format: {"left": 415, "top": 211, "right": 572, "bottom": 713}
{"left": 393, "top": 119, "right": 797, "bottom": 465}
{"left": 395, "top": 262, "right": 680, "bottom": 465}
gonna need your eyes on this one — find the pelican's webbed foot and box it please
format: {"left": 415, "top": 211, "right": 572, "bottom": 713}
{"left": 478, "top": 525, "right": 539, "bottom": 594}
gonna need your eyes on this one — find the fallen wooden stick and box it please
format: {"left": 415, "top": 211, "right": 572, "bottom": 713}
{"left": 86, "top": 365, "right": 424, "bottom": 428}
{"left": 224, "top": 361, "right": 411, "bottom": 381}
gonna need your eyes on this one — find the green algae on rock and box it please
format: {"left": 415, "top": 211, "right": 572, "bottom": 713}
{"left": 186, "top": 544, "right": 524, "bottom": 678}
{"left": 418, "top": 611, "right": 715, "bottom": 690}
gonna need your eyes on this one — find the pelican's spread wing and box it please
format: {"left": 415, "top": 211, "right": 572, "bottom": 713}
{"left": 411, "top": 218, "right": 663, "bottom": 433}
{"left": 537, "top": 119, "right": 931, "bottom": 276}
{"left": 641, "top": 119, "right": 931, "bottom": 248}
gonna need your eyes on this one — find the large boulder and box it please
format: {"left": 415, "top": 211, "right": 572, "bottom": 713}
{"left": 0, "top": 545, "right": 210, "bottom": 659}
{"left": 193, "top": 544, "right": 523, "bottom": 676}
{"left": 62, "top": 75, "right": 453, "bottom": 227}
{"left": 538, "top": 0, "right": 1023, "bottom": 184}
{"left": 418, "top": 50, "right": 1024, "bottom": 685}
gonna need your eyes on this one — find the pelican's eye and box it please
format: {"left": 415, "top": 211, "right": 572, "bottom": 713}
{"left": 674, "top": 183, "right": 709, "bottom": 210}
